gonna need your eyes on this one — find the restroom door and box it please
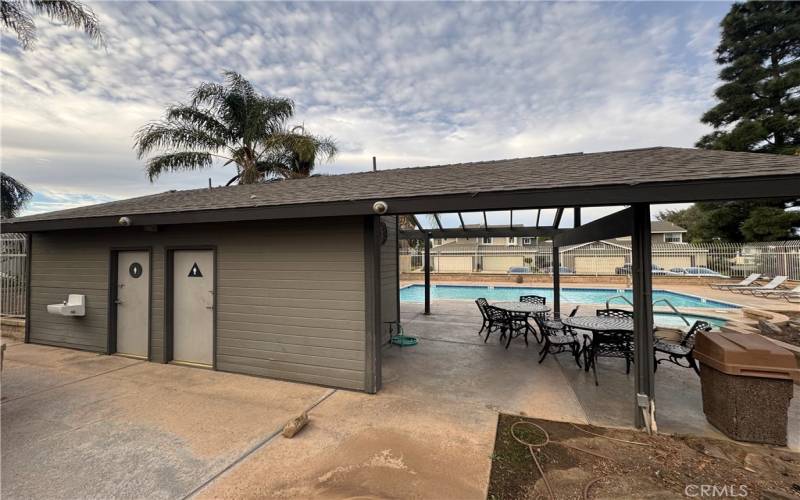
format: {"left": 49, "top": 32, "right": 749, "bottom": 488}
{"left": 116, "top": 251, "right": 149, "bottom": 358}
{"left": 172, "top": 250, "right": 214, "bottom": 366}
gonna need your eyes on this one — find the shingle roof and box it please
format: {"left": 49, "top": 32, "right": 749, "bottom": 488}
{"left": 650, "top": 220, "right": 686, "bottom": 233}
{"left": 4, "top": 146, "right": 799, "bottom": 231}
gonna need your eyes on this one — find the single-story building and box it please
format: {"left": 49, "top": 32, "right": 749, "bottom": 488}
{"left": 3, "top": 147, "right": 799, "bottom": 411}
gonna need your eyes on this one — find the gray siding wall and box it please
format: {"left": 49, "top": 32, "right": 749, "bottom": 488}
{"left": 28, "top": 217, "right": 367, "bottom": 390}
{"left": 379, "top": 216, "right": 398, "bottom": 345}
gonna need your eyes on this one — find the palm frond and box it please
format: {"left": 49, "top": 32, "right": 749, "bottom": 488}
{"left": 0, "top": 172, "right": 32, "bottom": 218}
{"left": 145, "top": 152, "right": 214, "bottom": 181}
{"left": 165, "top": 105, "right": 234, "bottom": 143}
{"left": 134, "top": 121, "right": 228, "bottom": 158}
{"left": 1, "top": 1, "right": 36, "bottom": 48}
{"left": 190, "top": 82, "right": 226, "bottom": 109}
{"left": 25, "top": 0, "right": 104, "bottom": 47}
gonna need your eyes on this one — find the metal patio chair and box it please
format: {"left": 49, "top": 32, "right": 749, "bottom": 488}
{"left": 533, "top": 315, "right": 582, "bottom": 366}
{"left": 581, "top": 308, "right": 635, "bottom": 385}
{"left": 475, "top": 298, "right": 491, "bottom": 335}
{"left": 483, "top": 305, "right": 529, "bottom": 349}
{"left": 596, "top": 308, "right": 633, "bottom": 319}
{"left": 654, "top": 320, "right": 712, "bottom": 375}
{"left": 520, "top": 295, "right": 546, "bottom": 305}
{"left": 543, "top": 305, "right": 580, "bottom": 331}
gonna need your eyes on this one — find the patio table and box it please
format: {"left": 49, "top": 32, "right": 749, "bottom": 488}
{"left": 561, "top": 316, "right": 633, "bottom": 333}
{"left": 492, "top": 301, "right": 551, "bottom": 344}
{"left": 491, "top": 301, "right": 550, "bottom": 315}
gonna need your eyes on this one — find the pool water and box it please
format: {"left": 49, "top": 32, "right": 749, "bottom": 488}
{"left": 399, "top": 284, "right": 738, "bottom": 310}
{"left": 653, "top": 313, "right": 727, "bottom": 328}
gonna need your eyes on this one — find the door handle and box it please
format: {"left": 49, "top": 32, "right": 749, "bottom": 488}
{"left": 114, "top": 299, "right": 123, "bottom": 305}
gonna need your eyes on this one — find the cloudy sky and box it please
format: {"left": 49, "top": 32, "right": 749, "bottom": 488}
{"left": 1, "top": 1, "right": 731, "bottom": 220}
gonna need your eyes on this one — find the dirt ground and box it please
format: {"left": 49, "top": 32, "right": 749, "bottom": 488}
{"left": 488, "top": 414, "right": 800, "bottom": 500}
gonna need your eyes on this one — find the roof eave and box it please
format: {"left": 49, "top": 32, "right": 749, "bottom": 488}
{"left": 4, "top": 173, "right": 799, "bottom": 233}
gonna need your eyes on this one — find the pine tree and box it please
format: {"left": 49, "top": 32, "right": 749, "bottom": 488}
{"left": 671, "top": 2, "right": 800, "bottom": 242}
{"left": 697, "top": 1, "right": 800, "bottom": 153}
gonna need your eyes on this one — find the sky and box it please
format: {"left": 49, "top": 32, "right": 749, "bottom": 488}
{"left": 1, "top": 1, "right": 732, "bottom": 222}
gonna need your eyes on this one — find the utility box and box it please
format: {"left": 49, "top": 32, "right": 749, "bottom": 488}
{"left": 694, "top": 331, "right": 799, "bottom": 446}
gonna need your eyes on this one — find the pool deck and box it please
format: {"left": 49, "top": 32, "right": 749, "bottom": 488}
{"left": 395, "top": 300, "right": 800, "bottom": 451}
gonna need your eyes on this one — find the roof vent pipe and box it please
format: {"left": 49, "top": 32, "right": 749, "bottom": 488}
{"left": 373, "top": 156, "right": 377, "bottom": 172}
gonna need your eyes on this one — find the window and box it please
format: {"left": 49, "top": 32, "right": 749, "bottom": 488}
{"left": 522, "top": 237, "right": 534, "bottom": 245}
{"left": 507, "top": 237, "right": 517, "bottom": 246}
{"left": 664, "top": 233, "right": 682, "bottom": 243}
{"left": 482, "top": 237, "right": 493, "bottom": 244}
{"left": 433, "top": 238, "right": 444, "bottom": 246}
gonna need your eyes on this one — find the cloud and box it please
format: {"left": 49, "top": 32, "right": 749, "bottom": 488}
{"left": 1, "top": 1, "right": 730, "bottom": 216}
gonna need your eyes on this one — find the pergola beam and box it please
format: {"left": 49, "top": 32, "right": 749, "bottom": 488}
{"left": 399, "top": 227, "right": 562, "bottom": 240}
{"left": 553, "top": 207, "right": 633, "bottom": 247}
{"left": 410, "top": 214, "right": 423, "bottom": 231}
{"left": 458, "top": 212, "right": 466, "bottom": 230}
{"left": 553, "top": 207, "right": 564, "bottom": 228}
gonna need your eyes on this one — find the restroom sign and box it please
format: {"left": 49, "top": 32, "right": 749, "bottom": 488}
{"left": 129, "top": 262, "right": 143, "bottom": 278}
{"left": 188, "top": 262, "right": 203, "bottom": 278}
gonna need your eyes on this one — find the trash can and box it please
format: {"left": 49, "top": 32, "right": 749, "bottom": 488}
{"left": 694, "top": 331, "right": 799, "bottom": 446}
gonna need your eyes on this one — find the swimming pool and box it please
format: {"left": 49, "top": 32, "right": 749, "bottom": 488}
{"left": 399, "top": 284, "right": 739, "bottom": 310}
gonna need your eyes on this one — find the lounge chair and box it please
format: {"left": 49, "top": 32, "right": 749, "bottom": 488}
{"left": 729, "top": 275, "right": 787, "bottom": 295}
{"left": 709, "top": 273, "right": 760, "bottom": 290}
{"left": 752, "top": 284, "right": 800, "bottom": 298}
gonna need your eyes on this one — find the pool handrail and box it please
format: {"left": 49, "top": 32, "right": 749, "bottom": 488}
{"left": 605, "top": 295, "right": 692, "bottom": 326}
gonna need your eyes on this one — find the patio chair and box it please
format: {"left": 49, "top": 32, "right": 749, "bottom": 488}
{"left": 728, "top": 275, "right": 787, "bottom": 295}
{"left": 483, "top": 305, "right": 529, "bottom": 349}
{"left": 543, "top": 305, "right": 580, "bottom": 331}
{"left": 709, "top": 273, "right": 760, "bottom": 290}
{"left": 654, "top": 320, "right": 712, "bottom": 375}
{"left": 532, "top": 315, "right": 581, "bottom": 366}
{"left": 475, "top": 298, "right": 491, "bottom": 335}
{"left": 582, "top": 330, "right": 634, "bottom": 386}
{"left": 751, "top": 284, "right": 800, "bottom": 299}
{"left": 596, "top": 308, "right": 633, "bottom": 319}
{"left": 520, "top": 295, "right": 546, "bottom": 305}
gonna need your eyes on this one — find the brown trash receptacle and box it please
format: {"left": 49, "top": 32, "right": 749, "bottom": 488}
{"left": 693, "top": 331, "right": 799, "bottom": 446}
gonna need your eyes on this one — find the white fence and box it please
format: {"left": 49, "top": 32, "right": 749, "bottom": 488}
{"left": 1, "top": 233, "right": 27, "bottom": 317}
{"left": 400, "top": 240, "right": 800, "bottom": 280}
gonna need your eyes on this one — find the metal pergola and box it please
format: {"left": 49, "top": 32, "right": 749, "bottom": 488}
{"left": 397, "top": 204, "right": 664, "bottom": 430}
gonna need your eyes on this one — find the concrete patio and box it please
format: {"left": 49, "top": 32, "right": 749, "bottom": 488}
{"left": 2, "top": 299, "right": 797, "bottom": 499}
{"left": 396, "top": 300, "right": 799, "bottom": 449}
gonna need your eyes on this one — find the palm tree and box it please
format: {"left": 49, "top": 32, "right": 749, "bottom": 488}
{"left": 1, "top": 0, "right": 104, "bottom": 49}
{"left": 1, "top": 173, "right": 32, "bottom": 219}
{"left": 134, "top": 71, "right": 337, "bottom": 186}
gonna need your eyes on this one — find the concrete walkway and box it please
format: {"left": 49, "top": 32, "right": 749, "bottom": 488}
{"left": 1, "top": 343, "right": 329, "bottom": 499}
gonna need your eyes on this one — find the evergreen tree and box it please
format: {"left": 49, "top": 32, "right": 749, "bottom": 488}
{"left": 697, "top": 1, "right": 800, "bottom": 153}
{"left": 668, "top": 2, "right": 800, "bottom": 242}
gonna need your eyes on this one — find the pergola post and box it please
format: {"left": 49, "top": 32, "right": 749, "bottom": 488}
{"left": 552, "top": 245, "right": 560, "bottom": 316}
{"left": 424, "top": 231, "right": 431, "bottom": 315}
{"left": 631, "top": 203, "right": 655, "bottom": 429}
